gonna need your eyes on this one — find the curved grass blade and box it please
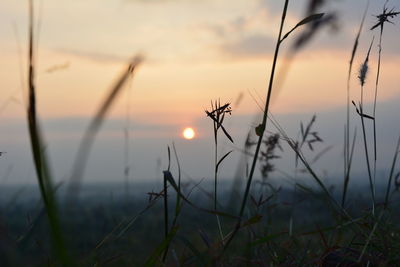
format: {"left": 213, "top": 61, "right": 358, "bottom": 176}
{"left": 27, "top": 1, "right": 70, "bottom": 264}
{"left": 163, "top": 171, "right": 238, "bottom": 219}
{"left": 281, "top": 13, "right": 324, "bottom": 42}
{"left": 144, "top": 226, "right": 179, "bottom": 267}
{"left": 216, "top": 150, "right": 233, "bottom": 172}
{"left": 177, "top": 236, "right": 209, "bottom": 266}
{"left": 68, "top": 56, "right": 142, "bottom": 197}
{"left": 384, "top": 135, "right": 400, "bottom": 209}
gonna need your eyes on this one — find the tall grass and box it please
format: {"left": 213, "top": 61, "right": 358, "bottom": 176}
{"left": 6, "top": 0, "right": 400, "bottom": 265}
{"left": 371, "top": 1, "right": 400, "bottom": 173}
{"left": 342, "top": 1, "right": 368, "bottom": 208}
{"left": 356, "top": 37, "right": 376, "bottom": 214}
{"left": 222, "top": 0, "right": 327, "bottom": 253}
{"left": 205, "top": 100, "right": 233, "bottom": 242}
{"left": 26, "top": 0, "right": 70, "bottom": 265}
{"left": 67, "top": 57, "right": 142, "bottom": 198}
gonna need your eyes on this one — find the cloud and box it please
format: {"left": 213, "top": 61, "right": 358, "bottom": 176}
{"left": 41, "top": 116, "right": 180, "bottom": 138}
{"left": 211, "top": 0, "right": 400, "bottom": 60}
{"left": 220, "top": 34, "right": 275, "bottom": 58}
{"left": 55, "top": 48, "right": 129, "bottom": 64}
{"left": 0, "top": 116, "right": 181, "bottom": 140}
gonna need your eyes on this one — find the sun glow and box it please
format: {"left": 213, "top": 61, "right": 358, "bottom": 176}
{"left": 182, "top": 127, "right": 195, "bottom": 140}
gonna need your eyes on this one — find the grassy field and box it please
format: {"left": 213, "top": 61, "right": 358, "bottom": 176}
{"left": 1, "top": 181, "right": 399, "bottom": 266}
{"left": 2, "top": 0, "right": 400, "bottom": 265}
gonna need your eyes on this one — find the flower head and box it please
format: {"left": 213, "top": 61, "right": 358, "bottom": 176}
{"left": 205, "top": 100, "right": 233, "bottom": 143}
{"left": 371, "top": 5, "right": 399, "bottom": 31}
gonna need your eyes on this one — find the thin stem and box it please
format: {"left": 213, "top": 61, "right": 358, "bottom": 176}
{"left": 214, "top": 127, "right": 218, "bottom": 210}
{"left": 222, "top": 0, "right": 289, "bottom": 253}
{"left": 238, "top": 0, "right": 288, "bottom": 221}
{"left": 162, "top": 172, "right": 169, "bottom": 262}
{"left": 213, "top": 108, "right": 225, "bottom": 242}
{"left": 384, "top": 135, "right": 400, "bottom": 209}
{"left": 343, "top": 2, "right": 368, "bottom": 207}
{"left": 373, "top": 31, "right": 382, "bottom": 160}
{"left": 342, "top": 128, "right": 357, "bottom": 207}
{"left": 372, "top": 28, "right": 383, "bottom": 203}
{"left": 27, "top": 1, "right": 70, "bottom": 265}
{"left": 359, "top": 93, "right": 375, "bottom": 215}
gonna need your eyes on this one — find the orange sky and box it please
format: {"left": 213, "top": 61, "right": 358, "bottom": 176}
{"left": 1, "top": 0, "right": 399, "bottom": 125}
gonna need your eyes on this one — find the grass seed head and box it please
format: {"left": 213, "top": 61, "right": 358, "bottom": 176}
{"left": 358, "top": 61, "right": 369, "bottom": 87}
{"left": 358, "top": 37, "right": 374, "bottom": 87}
{"left": 371, "top": 5, "right": 400, "bottom": 31}
{"left": 205, "top": 100, "right": 234, "bottom": 143}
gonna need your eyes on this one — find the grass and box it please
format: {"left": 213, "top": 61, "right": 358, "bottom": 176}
{"left": 26, "top": 1, "right": 70, "bottom": 265}
{"left": 2, "top": 0, "right": 400, "bottom": 265}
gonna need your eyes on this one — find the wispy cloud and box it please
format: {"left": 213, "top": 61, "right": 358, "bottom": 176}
{"left": 220, "top": 34, "right": 275, "bottom": 58}
{"left": 55, "top": 48, "right": 128, "bottom": 64}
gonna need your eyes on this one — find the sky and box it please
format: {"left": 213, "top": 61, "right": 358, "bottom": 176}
{"left": 0, "top": 0, "right": 400, "bottom": 189}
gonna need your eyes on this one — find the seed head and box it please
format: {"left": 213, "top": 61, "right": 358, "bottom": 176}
{"left": 205, "top": 100, "right": 234, "bottom": 143}
{"left": 358, "top": 37, "right": 374, "bottom": 86}
{"left": 358, "top": 61, "right": 369, "bottom": 87}
{"left": 371, "top": 5, "right": 400, "bottom": 31}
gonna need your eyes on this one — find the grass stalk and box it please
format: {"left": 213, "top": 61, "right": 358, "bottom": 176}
{"left": 358, "top": 102, "right": 375, "bottom": 214}
{"left": 123, "top": 74, "right": 133, "bottom": 199}
{"left": 212, "top": 109, "right": 225, "bottom": 242}
{"left": 162, "top": 146, "right": 171, "bottom": 262}
{"left": 237, "top": 0, "right": 288, "bottom": 222}
{"left": 356, "top": 37, "right": 375, "bottom": 214}
{"left": 206, "top": 100, "right": 233, "bottom": 243}
{"left": 342, "top": 128, "right": 357, "bottom": 207}
{"left": 67, "top": 57, "right": 141, "bottom": 198}
{"left": 27, "top": 0, "right": 70, "bottom": 265}
{"left": 172, "top": 142, "right": 182, "bottom": 218}
{"left": 248, "top": 1, "right": 289, "bottom": 214}
{"left": 372, "top": 27, "right": 382, "bottom": 167}
{"left": 221, "top": 0, "right": 290, "bottom": 254}
{"left": 384, "top": 135, "right": 400, "bottom": 209}
{"left": 342, "top": 1, "right": 368, "bottom": 208}
{"left": 370, "top": 0, "right": 400, "bottom": 201}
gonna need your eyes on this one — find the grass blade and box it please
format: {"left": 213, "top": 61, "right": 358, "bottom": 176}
{"left": 26, "top": 1, "right": 71, "bottom": 265}
{"left": 384, "top": 135, "right": 400, "bottom": 209}
{"left": 144, "top": 226, "right": 179, "bottom": 266}
{"left": 68, "top": 56, "right": 142, "bottom": 197}
{"left": 343, "top": 1, "right": 369, "bottom": 208}
{"left": 281, "top": 13, "right": 324, "bottom": 42}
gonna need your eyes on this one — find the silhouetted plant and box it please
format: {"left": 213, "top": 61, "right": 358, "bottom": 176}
{"left": 259, "top": 133, "right": 282, "bottom": 182}
{"left": 294, "top": 115, "right": 323, "bottom": 167}
{"left": 353, "top": 37, "right": 376, "bottom": 214}
{"left": 370, "top": 2, "right": 400, "bottom": 207}
{"left": 205, "top": 100, "right": 233, "bottom": 243}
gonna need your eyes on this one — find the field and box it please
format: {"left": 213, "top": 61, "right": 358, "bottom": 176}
{"left": 1, "top": 0, "right": 400, "bottom": 266}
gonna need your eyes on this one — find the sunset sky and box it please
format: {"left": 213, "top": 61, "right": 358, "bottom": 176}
{"left": 0, "top": 0, "right": 399, "bottom": 186}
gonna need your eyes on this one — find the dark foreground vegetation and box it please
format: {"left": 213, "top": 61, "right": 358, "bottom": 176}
{"left": 2, "top": 0, "right": 400, "bottom": 265}
{"left": 1, "top": 182, "right": 400, "bottom": 266}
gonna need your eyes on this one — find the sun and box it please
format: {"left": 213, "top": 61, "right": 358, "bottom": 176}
{"left": 182, "top": 127, "right": 196, "bottom": 140}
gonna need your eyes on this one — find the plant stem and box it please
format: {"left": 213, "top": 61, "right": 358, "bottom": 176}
{"left": 359, "top": 90, "right": 375, "bottom": 215}
{"left": 213, "top": 108, "right": 225, "bottom": 242}
{"left": 342, "top": 2, "right": 368, "bottom": 208}
{"left": 222, "top": 0, "right": 289, "bottom": 253}
{"left": 162, "top": 174, "right": 169, "bottom": 262}
{"left": 384, "top": 135, "right": 400, "bottom": 209}
{"left": 214, "top": 126, "right": 218, "bottom": 210}
{"left": 238, "top": 0, "right": 288, "bottom": 222}
{"left": 27, "top": 1, "right": 70, "bottom": 265}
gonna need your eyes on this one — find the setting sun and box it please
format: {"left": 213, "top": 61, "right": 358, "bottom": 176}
{"left": 182, "top": 127, "right": 196, "bottom": 140}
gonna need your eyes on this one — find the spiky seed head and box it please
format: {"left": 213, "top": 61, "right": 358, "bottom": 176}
{"left": 358, "top": 61, "right": 369, "bottom": 86}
